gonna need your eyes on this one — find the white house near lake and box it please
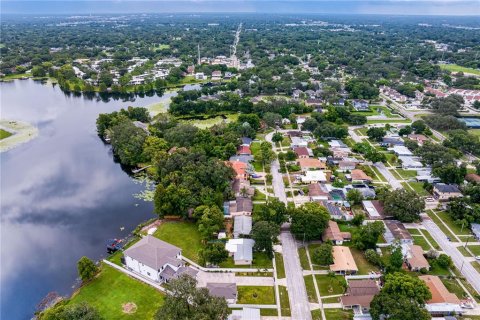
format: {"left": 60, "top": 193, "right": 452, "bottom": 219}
{"left": 124, "top": 235, "right": 197, "bottom": 283}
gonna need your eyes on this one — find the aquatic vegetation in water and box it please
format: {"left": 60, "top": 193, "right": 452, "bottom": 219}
{"left": 132, "top": 174, "right": 156, "bottom": 201}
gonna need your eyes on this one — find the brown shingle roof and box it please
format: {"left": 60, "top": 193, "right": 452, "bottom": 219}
{"left": 351, "top": 169, "right": 372, "bottom": 182}
{"left": 385, "top": 220, "right": 413, "bottom": 241}
{"left": 406, "top": 245, "right": 430, "bottom": 270}
{"left": 294, "top": 147, "right": 310, "bottom": 157}
{"left": 330, "top": 246, "right": 358, "bottom": 273}
{"left": 298, "top": 158, "right": 326, "bottom": 170}
{"left": 323, "top": 221, "right": 350, "bottom": 242}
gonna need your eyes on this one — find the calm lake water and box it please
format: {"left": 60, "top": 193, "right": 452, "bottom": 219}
{"left": 0, "top": 80, "right": 175, "bottom": 319}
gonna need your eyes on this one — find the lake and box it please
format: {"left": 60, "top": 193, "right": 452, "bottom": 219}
{"left": 0, "top": 79, "right": 175, "bottom": 319}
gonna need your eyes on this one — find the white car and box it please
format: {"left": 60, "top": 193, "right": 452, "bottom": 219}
{"left": 475, "top": 256, "right": 480, "bottom": 261}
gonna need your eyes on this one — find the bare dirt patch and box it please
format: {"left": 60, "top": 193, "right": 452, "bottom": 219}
{"left": 122, "top": 302, "right": 137, "bottom": 314}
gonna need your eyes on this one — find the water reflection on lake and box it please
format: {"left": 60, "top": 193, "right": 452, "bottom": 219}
{"left": 0, "top": 80, "right": 175, "bottom": 319}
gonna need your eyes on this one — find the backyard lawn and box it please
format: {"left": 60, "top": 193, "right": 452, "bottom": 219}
{"left": 219, "top": 252, "right": 273, "bottom": 269}
{"left": 153, "top": 221, "right": 202, "bottom": 262}
{"left": 69, "top": 265, "right": 164, "bottom": 319}
{"left": 315, "top": 275, "right": 346, "bottom": 296}
{"left": 237, "top": 286, "right": 276, "bottom": 304}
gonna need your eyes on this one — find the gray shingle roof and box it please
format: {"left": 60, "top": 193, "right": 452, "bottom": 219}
{"left": 207, "top": 283, "right": 237, "bottom": 300}
{"left": 124, "top": 235, "right": 182, "bottom": 270}
{"left": 234, "top": 215, "right": 252, "bottom": 237}
{"left": 434, "top": 183, "right": 461, "bottom": 193}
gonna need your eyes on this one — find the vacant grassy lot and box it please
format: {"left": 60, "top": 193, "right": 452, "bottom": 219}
{"left": 237, "top": 286, "right": 276, "bottom": 304}
{"left": 396, "top": 169, "right": 417, "bottom": 179}
{"left": 0, "top": 129, "right": 12, "bottom": 140}
{"left": 220, "top": 252, "right": 273, "bottom": 269}
{"left": 315, "top": 275, "right": 346, "bottom": 296}
{"left": 153, "top": 221, "right": 202, "bottom": 262}
{"left": 279, "top": 285, "right": 291, "bottom": 316}
{"left": 275, "top": 252, "right": 286, "bottom": 279}
{"left": 439, "top": 63, "right": 480, "bottom": 76}
{"left": 436, "top": 211, "right": 471, "bottom": 236}
{"left": 69, "top": 265, "right": 164, "bottom": 319}
{"left": 350, "top": 247, "right": 380, "bottom": 275}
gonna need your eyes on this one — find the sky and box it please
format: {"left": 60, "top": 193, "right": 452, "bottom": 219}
{"left": 1, "top": 0, "right": 480, "bottom": 15}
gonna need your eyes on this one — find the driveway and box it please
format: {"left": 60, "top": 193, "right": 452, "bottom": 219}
{"left": 196, "top": 271, "right": 235, "bottom": 287}
{"left": 234, "top": 276, "right": 274, "bottom": 286}
{"left": 374, "top": 162, "right": 402, "bottom": 189}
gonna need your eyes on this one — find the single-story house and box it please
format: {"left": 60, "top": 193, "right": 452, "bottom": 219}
{"left": 211, "top": 70, "right": 222, "bottom": 80}
{"left": 338, "top": 161, "right": 356, "bottom": 171}
{"left": 465, "top": 173, "right": 480, "bottom": 184}
{"left": 207, "top": 283, "right": 237, "bottom": 304}
{"left": 195, "top": 72, "right": 206, "bottom": 80}
{"left": 226, "top": 161, "right": 249, "bottom": 180}
{"left": 298, "top": 158, "right": 326, "bottom": 171}
{"left": 382, "top": 137, "right": 404, "bottom": 147}
{"left": 399, "top": 156, "right": 424, "bottom": 170}
{"left": 362, "top": 200, "right": 389, "bottom": 220}
{"left": 351, "top": 169, "right": 372, "bottom": 184}
{"left": 287, "top": 130, "right": 303, "bottom": 138}
{"left": 241, "top": 137, "right": 253, "bottom": 146}
{"left": 384, "top": 220, "right": 413, "bottom": 245}
{"left": 227, "top": 197, "right": 253, "bottom": 216}
{"left": 408, "top": 134, "right": 429, "bottom": 146}
{"left": 392, "top": 145, "right": 413, "bottom": 156}
{"left": 352, "top": 99, "right": 369, "bottom": 111}
{"left": 404, "top": 244, "right": 430, "bottom": 272}
{"left": 332, "top": 149, "right": 350, "bottom": 158}
{"left": 348, "top": 185, "right": 376, "bottom": 199}
{"left": 340, "top": 280, "right": 380, "bottom": 315}
{"left": 233, "top": 215, "right": 252, "bottom": 238}
{"left": 330, "top": 246, "right": 358, "bottom": 274}
{"left": 232, "top": 178, "right": 255, "bottom": 198}
{"left": 301, "top": 170, "right": 327, "bottom": 183}
{"left": 322, "top": 220, "right": 351, "bottom": 245}
{"left": 293, "top": 147, "right": 311, "bottom": 159}
{"left": 225, "top": 238, "right": 255, "bottom": 265}
{"left": 321, "top": 201, "right": 345, "bottom": 220}
{"left": 433, "top": 184, "right": 463, "bottom": 202}
{"left": 472, "top": 223, "right": 480, "bottom": 240}
{"left": 237, "top": 145, "right": 252, "bottom": 155}
{"left": 291, "top": 136, "right": 308, "bottom": 148}
{"left": 229, "top": 308, "right": 261, "bottom": 320}
{"left": 419, "top": 275, "right": 462, "bottom": 316}
{"left": 308, "top": 184, "right": 331, "bottom": 201}
{"left": 124, "top": 235, "right": 197, "bottom": 283}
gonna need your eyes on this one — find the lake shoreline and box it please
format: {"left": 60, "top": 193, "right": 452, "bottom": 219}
{"left": 0, "top": 119, "right": 39, "bottom": 152}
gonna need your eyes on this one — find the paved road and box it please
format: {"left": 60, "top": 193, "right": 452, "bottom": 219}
{"left": 348, "top": 127, "right": 363, "bottom": 143}
{"left": 422, "top": 217, "right": 480, "bottom": 294}
{"left": 265, "top": 132, "right": 288, "bottom": 204}
{"left": 374, "top": 162, "right": 403, "bottom": 189}
{"left": 281, "top": 231, "right": 312, "bottom": 320}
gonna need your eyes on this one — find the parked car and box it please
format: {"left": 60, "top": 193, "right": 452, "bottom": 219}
{"left": 475, "top": 256, "right": 480, "bottom": 261}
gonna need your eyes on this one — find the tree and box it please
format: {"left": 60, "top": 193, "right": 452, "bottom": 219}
{"left": 364, "top": 249, "right": 384, "bottom": 268}
{"left": 290, "top": 202, "right": 330, "bottom": 241}
{"left": 312, "top": 243, "right": 334, "bottom": 266}
{"left": 383, "top": 189, "right": 425, "bottom": 222}
{"left": 257, "top": 142, "right": 276, "bottom": 165}
{"left": 370, "top": 272, "right": 432, "bottom": 320}
{"left": 155, "top": 275, "right": 229, "bottom": 320}
{"left": 272, "top": 132, "right": 284, "bottom": 143}
{"left": 263, "top": 112, "right": 282, "bottom": 127}
{"left": 154, "top": 183, "right": 193, "bottom": 218}
{"left": 367, "top": 127, "right": 386, "bottom": 142}
{"left": 253, "top": 198, "right": 288, "bottom": 225}
{"left": 346, "top": 189, "right": 363, "bottom": 205}
{"left": 110, "top": 120, "right": 148, "bottom": 166}
{"left": 351, "top": 213, "right": 365, "bottom": 227}
{"left": 142, "top": 136, "right": 168, "bottom": 161}
{"left": 251, "top": 221, "right": 280, "bottom": 259}
{"left": 77, "top": 257, "right": 98, "bottom": 282}
{"left": 436, "top": 254, "right": 453, "bottom": 269}
{"left": 197, "top": 206, "right": 224, "bottom": 240}
{"left": 386, "top": 244, "right": 404, "bottom": 273}
{"left": 352, "top": 221, "right": 385, "bottom": 250}
{"left": 433, "top": 163, "right": 467, "bottom": 184}
{"left": 41, "top": 302, "right": 103, "bottom": 320}
{"left": 32, "top": 66, "right": 46, "bottom": 77}
{"left": 411, "top": 120, "right": 427, "bottom": 134}
{"left": 201, "top": 242, "right": 229, "bottom": 266}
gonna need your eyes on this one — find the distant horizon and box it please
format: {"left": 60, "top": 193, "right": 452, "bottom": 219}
{"left": 2, "top": 0, "right": 480, "bottom": 16}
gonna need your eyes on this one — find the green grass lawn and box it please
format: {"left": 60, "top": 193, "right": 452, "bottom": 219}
{"left": 405, "top": 182, "right": 430, "bottom": 196}
{"left": 299, "top": 247, "right": 310, "bottom": 270}
{"left": 260, "top": 309, "right": 278, "bottom": 316}
{"left": 370, "top": 165, "right": 387, "bottom": 182}
{"left": 324, "top": 308, "right": 354, "bottom": 320}
{"left": 367, "top": 119, "right": 411, "bottom": 124}
{"left": 69, "top": 265, "right": 164, "bottom": 319}
{"left": 279, "top": 285, "right": 291, "bottom": 316}
{"left": 472, "top": 261, "right": 480, "bottom": 273}
{"left": 427, "top": 210, "right": 456, "bottom": 240}
{"left": 0, "top": 129, "right": 12, "bottom": 140}
{"left": 106, "top": 237, "right": 140, "bottom": 266}
{"left": 315, "top": 275, "right": 346, "bottom": 296}
{"left": 237, "top": 286, "right": 276, "bottom": 304}
{"left": 420, "top": 229, "right": 441, "bottom": 250}
{"left": 468, "top": 129, "right": 480, "bottom": 141}
{"left": 219, "top": 252, "right": 273, "bottom": 269}
{"left": 322, "top": 296, "right": 341, "bottom": 303}
{"left": 407, "top": 228, "right": 421, "bottom": 235}
{"left": 275, "top": 252, "right": 286, "bottom": 279}
{"left": 304, "top": 275, "right": 318, "bottom": 303}
{"left": 253, "top": 189, "right": 267, "bottom": 201}
{"left": 468, "top": 245, "right": 480, "bottom": 256}
{"left": 413, "top": 235, "right": 432, "bottom": 251}
{"left": 153, "top": 221, "right": 202, "bottom": 263}
{"left": 350, "top": 247, "right": 380, "bottom": 275}
{"left": 396, "top": 169, "right": 418, "bottom": 179}
{"left": 439, "top": 63, "right": 480, "bottom": 76}
{"left": 436, "top": 211, "right": 472, "bottom": 236}
{"left": 441, "top": 278, "right": 470, "bottom": 300}
{"left": 457, "top": 246, "right": 471, "bottom": 257}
